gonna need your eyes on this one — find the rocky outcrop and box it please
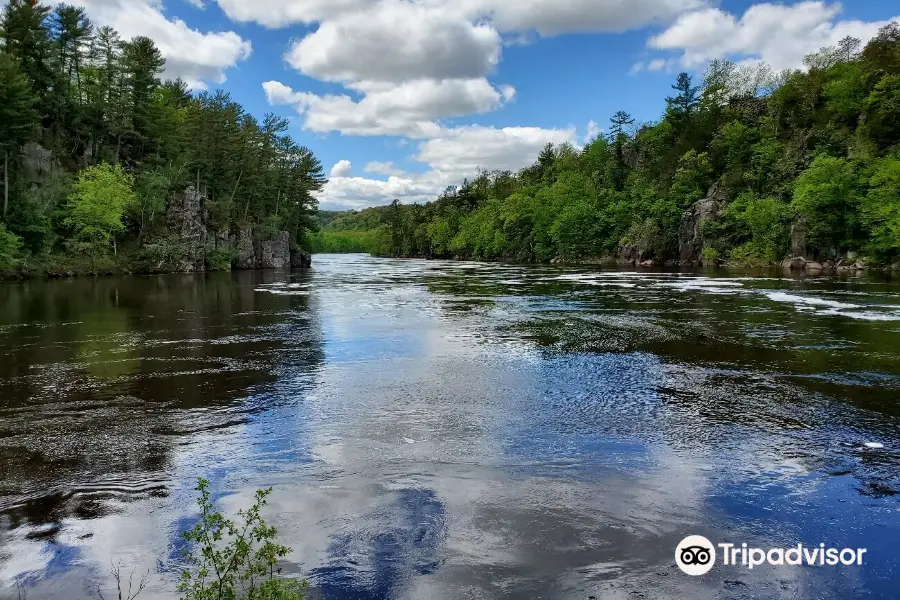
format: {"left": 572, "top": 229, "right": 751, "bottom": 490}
{"left": 21, "top": 142, "right": 61, "bottom": 185}
{"left": 233, "top": 226, "right": 255, "bottom": 270}
{"left": 159, "top": 186, "right": 310, "bottom": 272}
{"left": 256, "top": 230, "right": 290, "bottom": 269}
{"left": 166, "top": 186, "right": 207, "bottom": 272}
{"left": 781, "top": 256, "right": 871, "bottom": 273}
{"left": 678, "top": 183, "right": 726, "bottom": 265}
{"left": 791, "top": 219, "right": 807, "bottom": 259}
{"left": 291, "top": 248, "right": 312, "bottom": 268}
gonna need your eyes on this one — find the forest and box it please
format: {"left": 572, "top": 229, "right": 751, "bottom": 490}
{"left": 0, "top": 0, "right": 325, "bottom": 276}
{"left": 313, "top": 25, "right": 900, "bottom": 268}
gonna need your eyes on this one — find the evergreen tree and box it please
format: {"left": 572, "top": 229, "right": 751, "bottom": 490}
{"left": 0, "top": 51, "right": 38, "bottom": 218}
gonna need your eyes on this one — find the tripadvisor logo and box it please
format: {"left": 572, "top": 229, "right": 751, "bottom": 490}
{"left": 676, "top": 535, "right": 716, "bottom": 575}
{"left": 675, "top": 536, "right": 867, "bottom": 576}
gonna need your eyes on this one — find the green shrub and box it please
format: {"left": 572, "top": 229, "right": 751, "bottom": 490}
{"left": 179, "top": 478, "right": 308, "bottom": 600}
{"left": 0, "top": 223, "right": 23, "bottom": 272}
{"left": 206, "top": 248, "right": 235, "bottom": 272}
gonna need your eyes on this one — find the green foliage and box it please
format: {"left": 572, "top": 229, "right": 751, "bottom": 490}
{"left": 863, "top": 74, "right": 900, "bottom": 152}
{"left": 206, "top": 248, "right": 236, "bottom": 272}
{"left": 179, "top": 478, "right": 308, "bottom": 600}
{"left": 64, "top": 163, "right": 135, "bottom": 265}
{"left": 792, "top": 155, "right": 863, "bottom": 254}
{"left": 724, "top": 192, "right": 791, "bottom": 264}
{"left": 0, "top": 223, "right": 23, "bottom": 272}
{"left": 135, "top": 235, "right": 190, "bottom": 273}
{"left": 860, "top": 155, "right": 900, "bottom": 259}
{"left": 702, "top": 247, "right": 719, "bottom": 263}
{"left": 0, "top": 6, "right": 326, "bottom": 277}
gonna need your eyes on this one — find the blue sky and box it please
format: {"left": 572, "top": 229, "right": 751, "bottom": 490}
{"left": 59, "top": 0, "right": 900, "bottom": 210}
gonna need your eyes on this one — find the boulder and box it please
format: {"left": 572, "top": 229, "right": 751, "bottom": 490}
{"left": 823, "top": 260, "right": 835, "bottom": 269}
{"left": 805, "top": 261, "right": 824, "bottom": 272}
{"left": 782, "top": 257, "right": 807, "bottom": 270}
{"left": 679, "top": 183, "right": 726, "bottom": 264}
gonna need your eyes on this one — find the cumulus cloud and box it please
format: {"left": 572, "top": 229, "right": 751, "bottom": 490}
{"left": 317, "top": 125, "right": 577, "bottom": 210}
{"left": 648, "top": 2, "right": 900, "bottom": 71}
{"left": 72, "top": 0, "right": 251, "bottom": 88}
{"left": 214, "top": 0, "right": 709, "bottom": 35}
{"left": 263, "top": 78, "right": 515, "bottom": 138}
{"left": 214, "top": 0, "right": 366, "bottom": 28}
{"left": 584, "top": 120, "right": 602, "bottom": 142}
{"left": 285, "top": 2, "right": 501, "bottom": 83}
{"left": 448, "top": 0, "right": 709, "bottom": 36}
{"left": 415, "top": 125, "right": 576, "bottom": 177}
{"left": 364, "top": 162, "right": 406, "bottom": 176}
{"left": 330, "top": 160, "right": 353, "bottom": 178}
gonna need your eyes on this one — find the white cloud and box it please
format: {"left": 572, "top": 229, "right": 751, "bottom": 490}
{"left": 415, "top": 125, "right": 576, "bottom": 177}
{"left": 648, "top": 2, "right": 900, "bottom": 71}
{"left": 214, "top": 0, "right": 366, "bottom": 28}
{"left": 318, "top": 124, "right": 577, "bottom": 210}
{"left": 364, "top": 161, "right": 406, "bottom": 176}
{"left": 263, "top": 78, "right": 515, "bottom": 138}
{"left": 72, "top": 0, "right": 251, "bottom": 88}
{"left": 447, "top": 0, "right": 710, "bottom": 36}
{"left": 213, "top": 0, "right": 709, "bottom": 35}
{"left": 647, "top": 58, "right": 670, "bottom": 71}
{"left": 330, "top": 159, "right": 353, "bottom": 178}
{"left": 285, "top": 2, "right": 501, "bottom": 84}
{"left": 584, "top": 119, "right": 602, "bottom": 143}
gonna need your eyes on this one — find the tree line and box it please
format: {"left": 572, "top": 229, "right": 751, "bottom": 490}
{"left": 313, "top": 25, "right": 900, "bottom": 267}
{"left": 0, "top": 0, "right": 326, "bottom": 275}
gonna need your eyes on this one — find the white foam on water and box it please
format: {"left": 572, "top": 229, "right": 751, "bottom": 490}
{"left": 764, "top": 292, "right": 900, "bottom": 321}
{"left": 254, "top": 288, "right": 309, "bottom": 295}
{"left": 765, "top": 292, "right": 859, "bottom": 310}
{"left": 658, "top": 279, "right": 745, "bottom": 289}
{"left": 864, "top": 442, "right": 885, "bottom": 449}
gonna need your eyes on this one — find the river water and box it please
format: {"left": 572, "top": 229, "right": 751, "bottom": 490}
{"left": 1, "top": 254, "right": 899, "bottom": 599}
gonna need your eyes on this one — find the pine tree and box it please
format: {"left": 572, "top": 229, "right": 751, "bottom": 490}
{"left": 0, "top": 51, "right": 38, "bottom": 218}
{"left": 2, "top": 0, "right": 53, "bottom": 121}
{"left": 666, "top": 72, "right": 700, "bottom": 119}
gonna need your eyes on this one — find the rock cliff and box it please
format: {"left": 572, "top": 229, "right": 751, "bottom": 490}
{"left": 678, "top": 183, "right": 726, "bottom": 265}
{"left": 165, "top": 186, "right": 308, "bottom": 272}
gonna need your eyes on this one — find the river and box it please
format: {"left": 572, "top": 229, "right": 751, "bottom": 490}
{"left": 0, "top": 254, "right": 898, "bottom": 599}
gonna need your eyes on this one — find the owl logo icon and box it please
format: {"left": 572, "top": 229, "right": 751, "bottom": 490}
{"left": 676, "top": 535, "right": 716, "bottom": 575}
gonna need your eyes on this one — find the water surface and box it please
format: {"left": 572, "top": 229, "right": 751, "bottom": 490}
{"left": 1, "top": 254, "right": 899, "bottom": 599}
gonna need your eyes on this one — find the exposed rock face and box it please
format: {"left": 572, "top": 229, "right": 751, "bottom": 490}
{"left": 791, "top": 219, "right": 807, "bottom": 259}
{"left": 160, "top": 186, "right": 310, "bottom": 272}
{"left": 21, "top": 142, "right": 60, "bottom": 185}
{"left": 233, "top": 226, "right": 255, "bottom": 270}
{"left": 679, "top": 183, "right": 726, "bottom": 265}
{"left": 256, "top": 230, "right": 290, "bottom": 269}
{"left": 291, "top": 248, "right": 312, "bottom": 268}
{"left": 167, "top": 186, "right": 207, "bottom": 272}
